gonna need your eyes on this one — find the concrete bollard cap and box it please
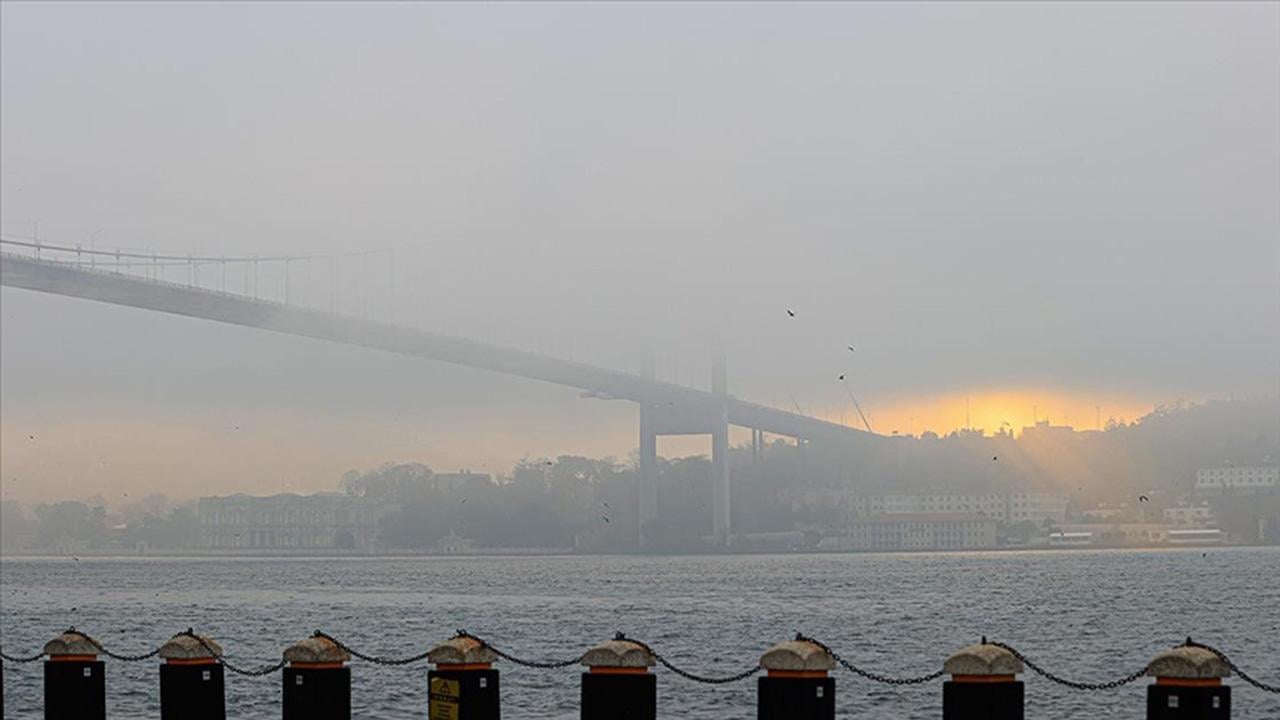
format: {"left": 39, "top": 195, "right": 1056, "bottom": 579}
{"left": 1147, "top": 646, "right": 1230, "bottom": 679}
{"left": 43, "top": 629, "right": 100, "bottom": 657}
{"left": 944, "top": 643, "right": 1024, "bottom": 676}
{"left": 580, "top": 638, "right": 656, "bottom": 668}
{"left": 759, "top": 639, "right": 835, "bottom": 672}
{"left": 428, "top": 636, "right": 497, "bottom": 666}
{"left": 284, "top": 635, "right": 351, "bottom": 664}
{"left": 159, "top": 631, "right": 222, "bottom": 660}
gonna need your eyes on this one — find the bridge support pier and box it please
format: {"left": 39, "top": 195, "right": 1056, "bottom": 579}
{"left": 711, "top": 404, "right": 731, "bottom": 546}
{"left": 638, "top": 405, "right": 658, "bottom": 546}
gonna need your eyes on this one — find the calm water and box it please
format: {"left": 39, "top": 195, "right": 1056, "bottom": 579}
{"left": 2, "top": 549, "right": 1278, "bottom": 719}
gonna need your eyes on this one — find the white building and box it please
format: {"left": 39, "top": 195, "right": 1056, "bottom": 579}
{"left": 1194, "top": 465, "right": 1278, "bottom": 495}
{"left": 852, "top": 492, "right": 1068, "bottom": 525}
{"left": 842, "top": 513, "right": 998, "bottom": 551}
{"left": 198, "top": 493, "right": 389, "bottom": 550}
{"left": 1163, "top": 504, "right": 1216, "bottom": 527}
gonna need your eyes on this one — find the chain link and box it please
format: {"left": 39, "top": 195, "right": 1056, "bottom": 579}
{"left": 456, "top": 630, "right": 584, "bottom": 669}
{"left": 314, "top": 631, "right": 434, "bottom": 667}
{"left": 175, "top": 629, "right": 285, "bottom": 677}
{"left": 1183, "top": 639, "right": 1280, "bottom": 694}
{"left": 987, "top": 640, "right": 1147, "bottom": 691}
{"left": 618, "top": 634, "right": 759, "bottom": 684}
{"left": 0, "top": 648, "right": 45, "bottom": 663}
{"left": 798, "top": 634, "right": 944, "bottom": 686}
{"left": 62, "top": 628, "right": 160, "bottom": 662}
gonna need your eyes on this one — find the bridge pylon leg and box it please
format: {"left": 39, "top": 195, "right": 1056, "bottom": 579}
{"left": 638, "top": 404, "right": 658, "bottom": 547}
{"left": 711, "top": 404, "right": 731, "bottom": 546}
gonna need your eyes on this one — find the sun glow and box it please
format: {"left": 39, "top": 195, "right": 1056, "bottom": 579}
{"left": 854, "top": 390, "right": 1167, "bottom": 438}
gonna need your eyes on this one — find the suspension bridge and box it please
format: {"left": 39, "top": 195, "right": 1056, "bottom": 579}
{"left": 0, "top": 235, "right": 879, "bottom": 545}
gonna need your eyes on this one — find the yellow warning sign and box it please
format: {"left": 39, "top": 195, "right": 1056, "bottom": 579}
{"left": 429, "top": 677, "right": 460, "bottom": 720}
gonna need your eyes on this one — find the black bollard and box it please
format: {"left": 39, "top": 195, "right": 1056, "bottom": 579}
{"left": 158, "top": 631, "right": 226, "bottom": 720}
{"left": 1146, "top": 644, "right": 1231, "bottom": 719}
{"left": 580, "top": 636, "right": 656, "bottom": 720}
{"left": 942, "top": 641, "right": 1024, "bottom": 720}
{"left": 426, "top": 635, "right": 499, "bottom": 720}
{"left": 757, "top": 638, "right": 831, "bottom": 720}
{"left": 283, "top": 634, "right": 351, "bottom": 720}
{"left": 42, "top": 630, "right": 105, "bottom": 720}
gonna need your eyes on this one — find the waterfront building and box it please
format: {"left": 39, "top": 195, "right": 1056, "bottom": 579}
{"left": 1163, "top": 504, "right": 1216, "bottom": 526}
{"left": 197, "top": 492, "right": 389, "bottom": 550}
{"left": 852, "top": 492, "right": 1068, "bottom": 525}
{"left": 840, "top": 513, "right": 998, "bottom": 551}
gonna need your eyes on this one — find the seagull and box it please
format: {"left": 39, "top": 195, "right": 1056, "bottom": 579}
{"left": 786, "top": 309, "right": 796, "bottom": 317}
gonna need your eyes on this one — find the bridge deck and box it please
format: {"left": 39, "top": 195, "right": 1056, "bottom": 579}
{"left": 2, "top": 253, "right": 872, "bottom": 443}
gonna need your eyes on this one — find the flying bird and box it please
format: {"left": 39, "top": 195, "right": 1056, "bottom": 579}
{"left": 28, "top": 435, "right": 35, "bottom": 440}
{"left": 838, "top": 374, "right": 845, "bottom": 381}
{"left": 786, "top": 309, "right": 796, "bottom": 317}
{"left": 601, "top": 515, "right": 610, "bottom": 524}
{"left": 602, "top": 501, "right": 611, "bottom": 509}
{"left": 1138, "top": 495, "right": 1150, "bottom": 503}
{"left": 992, "top": 456, "right": 998, "bottom": 461}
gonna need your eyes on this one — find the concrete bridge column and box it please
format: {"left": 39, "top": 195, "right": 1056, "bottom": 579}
{"left": 712, "top": 403, "right": 731, "bottom": 545}
{"left": 638, "top": 404, "right": 658, "bottom": 546}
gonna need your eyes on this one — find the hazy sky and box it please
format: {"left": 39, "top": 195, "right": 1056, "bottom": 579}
{"left": 2, "top": 2, "right": 1277, "bottom": 502}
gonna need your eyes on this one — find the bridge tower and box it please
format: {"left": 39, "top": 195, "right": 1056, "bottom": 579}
{"left": 637, "top": 355, "right": 732, "bottom": 548}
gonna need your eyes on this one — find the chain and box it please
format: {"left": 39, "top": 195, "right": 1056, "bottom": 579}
{"left": 62, "top": 628, "right": 161, "bottom": 662}
{"left": 798, "top": 634, "right": 944, "bottom": 686}
{"left": 987, "top": 640, "right": 1147, "bottom": 691}
{"left": 1183, "top": 638, "right": 1280, "bottom": 694}
{"left": 456, "top": 630, "right": 584, "bottom": 669}
{"left": 617, "top": 634, "right": 759, "bottom": 684}
{"left": 313, "top": 631, "right": 434, "bottom": 667}
{"left": 175, "top": 629, "right": 284, "bottom": 677}
{"left": 0, "top": 648, "right": 45, "bottom": 663}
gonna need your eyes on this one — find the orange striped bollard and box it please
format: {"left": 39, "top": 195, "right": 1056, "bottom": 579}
{"left": 942, "top": 640, "right": 1024, "bottom": 720}
{"left": 427, "top": 634, "right": 499, "bottom": 720}
{"left": 159, "top": 630, "right": 225, "bottom": 720}
{"left": 579, "top": 634, "right": 656, "bottom": 720}
{"left": 283, "top": 634, "right": 351, "bottom": 720}
{"left": 1146, "top": 642, "right": 1230, "bottom": 719}
{"left": 43, "top": 629, "right": 105, "bottom": 720}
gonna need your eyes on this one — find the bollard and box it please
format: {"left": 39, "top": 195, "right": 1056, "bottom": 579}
{"left": 942, "top": 639, "right": 1024, "bottom": 720}
{"left": 159, "top": 630, "right": 226, "bottom": 720}
{"left": 43, "top": 629, "right": 105, "bottom": 720}
{"left": 283, "top": 634, "right": 351, "bottom": 720}
{"left": 427, "top": 635, "right": 499, "bottom": 720}
{"left": 758, "top": 637, "right": 833, "bottom": 720}
{"left": 1146, "top": 642, "right": 1230, "bottom": 719}
{"left": 580, "top": 634, "right": 656, "bottom": 720}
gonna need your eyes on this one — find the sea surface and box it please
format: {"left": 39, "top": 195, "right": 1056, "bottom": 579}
{"left": 1, "top": 549, "right": 1278, "bottom": 719}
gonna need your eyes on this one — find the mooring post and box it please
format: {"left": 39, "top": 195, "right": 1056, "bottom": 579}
{"left": 758, "top": 636, "right": 833, "bottom": 720}
{"left": 159, "top": 630, "right": 226, "bottom": 720}
{"left": 283, "top": 634, "right": 351, "bottom": 720}
{"left": 1146, "top": 642, "right": 1231, "bottom": 719}
{"left": 942, "top": 640, "right": 1024, "bottom": 720}
{"left": 427, "top": 634, "right": 499, "bottom": 720}
{"left": 579, "top": 634, "right": 656, "bottom": 720}
{"left": 43, "top": 629, "right": 105, "bottom": 720}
